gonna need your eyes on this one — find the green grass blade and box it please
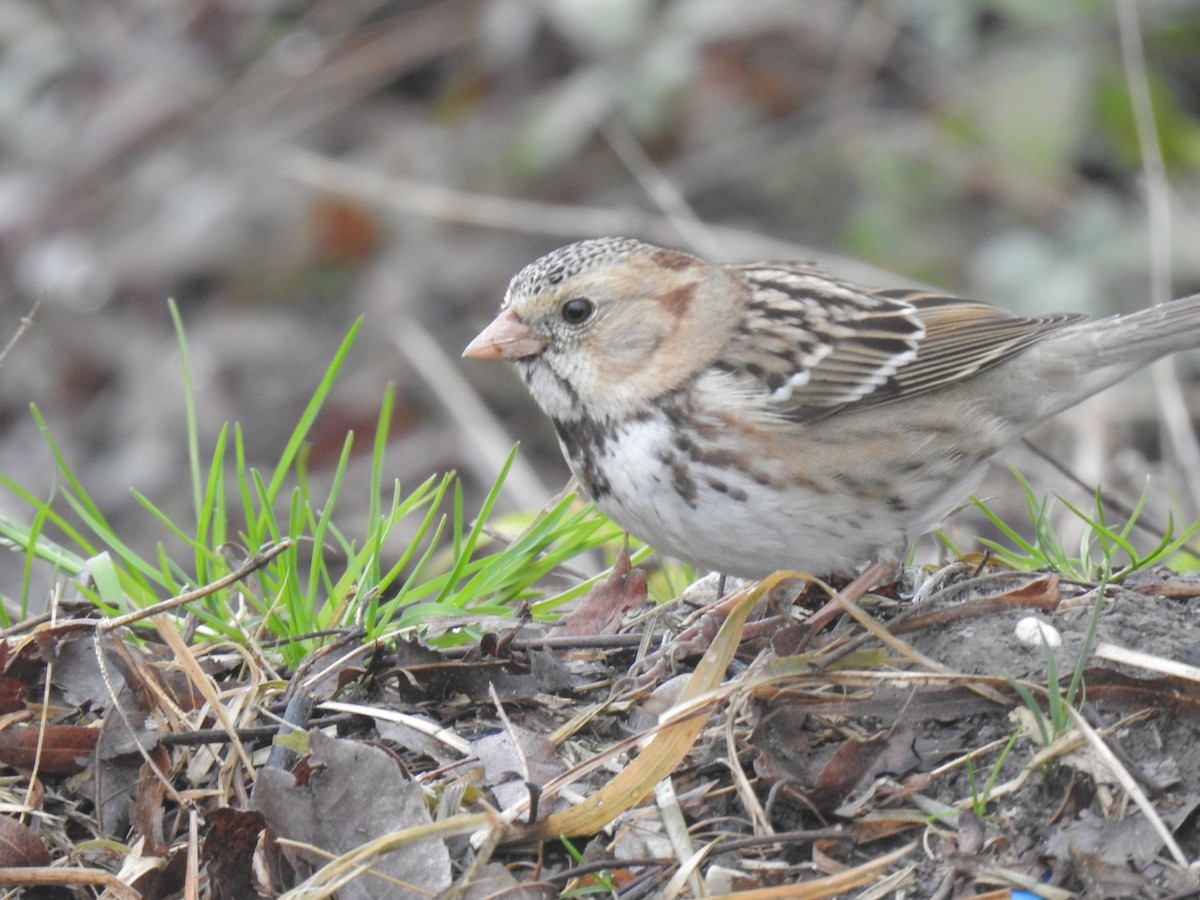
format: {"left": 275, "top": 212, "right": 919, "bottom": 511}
{"left": 263, "top": 317, "right": 362, "bottom": 505}
{"left": 307, "top": 433, "right": 354, "bottom": 621}
{"left": 972, "top": 497, "right": 1042, "bottom": 560}
{"left": 983, "top": 731, "right": 1021, "bottom": 802}
{"left": 0, "top": 489, "right": 91, "bottom": 573}
{"left": 30, "top": 404, "right": 114, "bottom": 539}
{"left": 1042, "top": 632, "right": 1066, "bottom": 735}
{"left": 369, "top": 386, "right": 393, "bottom": 541}
{"left": 167, "top": 299, "right": 203, "bottom": 520}
{"left": 195, "top": 424, "right": 230, "bottom": 585}
{"left": 435, "top": 445, "right": 517, "bottom": 606}
{"left": 235, "top": 426, "right": 258, "bottom": 546}
{"left": 85, "top": 552, "right": 127, "bottom": 612}
{"left": 55, "top": 492, "right": 161, "bottom": 597}
{"left": 1066, "top": 582, "right": 1106, "bottom": 711}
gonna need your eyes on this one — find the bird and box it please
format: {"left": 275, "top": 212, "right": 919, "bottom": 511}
{"left": 463, "top": 236, "right": 1200, "bottom": 580}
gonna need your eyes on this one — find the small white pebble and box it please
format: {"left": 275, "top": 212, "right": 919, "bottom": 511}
{"left": 1015, "top": 616, "right": 1062, "bottom": 648}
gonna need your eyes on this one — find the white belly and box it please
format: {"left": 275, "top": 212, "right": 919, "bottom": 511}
{"left": 566, "top": 414, "right": 899, "bottom": 577}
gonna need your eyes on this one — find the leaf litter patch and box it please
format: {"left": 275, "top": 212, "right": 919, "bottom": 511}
{"left": 2, "top": 557, "right": 1200, "bottom": 896}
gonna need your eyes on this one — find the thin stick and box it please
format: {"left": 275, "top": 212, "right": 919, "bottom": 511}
{"left": 600, "top": 117, "right": 723, "bottom": 259}
{"left": 1065, "top": 703, "right": 1189, "bottom": 867}
{"left": 0, "top": 296, "right": 43, "bottom": 367}
{"left": 285, "top": 149, "right": 906, "bottom": 285}
{"left": 1115, "top": 0, "right": 1200, "bottom": 513}
{"left": 97, "top": 539, "right": 294, "bottom": 632}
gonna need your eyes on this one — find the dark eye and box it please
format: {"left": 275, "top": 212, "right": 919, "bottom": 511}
{"left": 560, "top": 297, "right": 595, "bottom": 325}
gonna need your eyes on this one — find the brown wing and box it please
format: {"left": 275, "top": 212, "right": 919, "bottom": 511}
{"left": 870, "top": 289, "right": 1085, "bottom": 401}
{"left": 719, "top": 264, "right": 1085, "bottom": 420}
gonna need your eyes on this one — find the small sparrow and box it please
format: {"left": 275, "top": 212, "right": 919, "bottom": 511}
{"left": 464, "top": 237, "right": 1200, "bottom": 579}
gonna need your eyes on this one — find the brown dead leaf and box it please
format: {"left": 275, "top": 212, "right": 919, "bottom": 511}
{"left": 56, "top": 635, "right": 135, "bottom": 712}
{"left": 1068, "top": 841, "right": 1152, "bottom": 898}
{"left": 1128, "top": 579, "right": 1200, "bottom": 598}
{"left": 806, "top": 734, "right": 890, "bottom": 810}
{"left": 386, "top": 639, "right": 540, "bottom": 703}
{"left": 0, "top": 643, "right": 28, "bottom": 714}
{"left": 0, "top": 723, "right": 98, "bottom": 774}
{"left": 956, "top": 808, "right": 985, "bottom": 857}
{"left": 763, "top": 683, "right": 1008, "bottom": 723}
{"left": 851, "top": 810, "right": 928, "bottom": 843}
{"left": 891, "top": 574, "right": 1060, "bottom": 635}
{"left": 1085, "top": 667, "right": 1200, "bottom": 723}
{"left": 129, "top": 745, "right": 171, "bottom": 856}
{"left": 0, "top": 816, "right": 50, "bottom": 867}
{"left": 133, "top": 846, "right": 189, "bottom": 900}
{"left": 557, "top": 542, "right": 648, "bottom": 637}
{"left": 202, "top": 808, "right": 267, "bottom": 900}
{"left": 1046, "top": 802, "right": 1193, "bottom": 873}
{"left": 0, "top": 679, "right": 25, "bottom": 715}
{"left": 751, "top": 706, "right": 811, "bottom": 785}
{"left": 92, "top": 694, "right": 158, "bottom": 837}
{"left": 455, "top": 861, "right": 557, "bottom": 899}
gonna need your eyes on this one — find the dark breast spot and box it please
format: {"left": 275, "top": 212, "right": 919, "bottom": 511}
{"left": 706, "top": 476, "right": 749, "bottom": 502}
{"left": 660, "top": 394, "right": 765, "bottom": 478}
{"left": 658, "top": 449, "right": 699, "bottom": 508}
{"left": 552, "top": 408, "right": 657, "bottom": 502}
{"left": 554, "top": 417, "right": 612, "bottom": 499}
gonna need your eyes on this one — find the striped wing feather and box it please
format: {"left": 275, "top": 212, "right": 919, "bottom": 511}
{"left": 723, "top": 266, "right": 1084, "bottom": 420}
{"left": 878, "top": 291, "right": 1085, "bottom": 401}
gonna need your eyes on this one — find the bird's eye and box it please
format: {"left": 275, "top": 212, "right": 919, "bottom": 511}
{"left": 560, "top": 297, "right": 595, "bottom": 325}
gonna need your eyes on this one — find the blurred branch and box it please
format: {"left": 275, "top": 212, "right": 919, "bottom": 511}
{"left": 211, "top": 0, "right": 482, "bottom": 125}
{"left": 285, "top": 149, "right": 912, "bottom": 285}
{"left": 0, "top": 297, "right": 43, "bottom": 369}
{"left": 599, "top": 118, "right": 724, "bottom": 260}
{"left": 1116, "top": 0, "right": 1172, "bottom": 306}
{"left": 1116, "top": 0, "right": 1200, "bottom": 514}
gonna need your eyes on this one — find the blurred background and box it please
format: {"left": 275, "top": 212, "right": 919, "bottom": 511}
{"left": 3, "top": 0, "right": 1200, "bottom": 597}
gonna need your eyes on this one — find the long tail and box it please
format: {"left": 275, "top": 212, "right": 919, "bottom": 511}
{"left": 1082, "top": 292, "right": 1200, "bottom": 357}
{"left": 1024, "top": 291, "right": 1200, "bottom": 420}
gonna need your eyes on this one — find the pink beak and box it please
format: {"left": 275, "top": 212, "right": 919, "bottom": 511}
{"left": 463, "top": 308, "right": 548, "bottom": 360}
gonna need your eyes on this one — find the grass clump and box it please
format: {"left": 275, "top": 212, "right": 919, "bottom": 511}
{"left": 941, "top": 464, "right": 1200, "bottom": 582}
{"left": 0, "top": 303, "right": 634, "bottom": 665}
